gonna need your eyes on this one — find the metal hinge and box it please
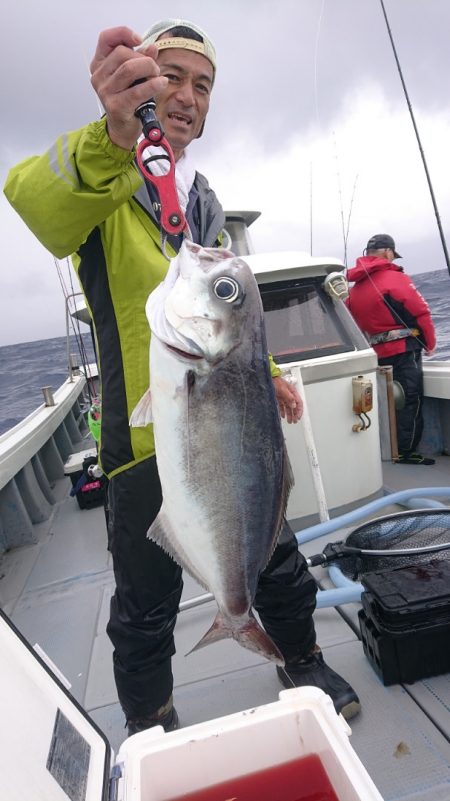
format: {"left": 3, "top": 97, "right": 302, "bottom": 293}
{"left": 109, "top": 764, "right": 122, "bottom": 801}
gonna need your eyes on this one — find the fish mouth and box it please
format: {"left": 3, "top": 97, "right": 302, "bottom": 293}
{"left": 165, "top": 343, "right": 204, "bottom": 360}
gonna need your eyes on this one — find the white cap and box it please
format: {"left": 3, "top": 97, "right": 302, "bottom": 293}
{"left": 141, "top": 19, "right": 216, "bottom": 74}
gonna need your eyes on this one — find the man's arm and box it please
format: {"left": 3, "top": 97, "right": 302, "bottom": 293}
{"left": 89, "top": 26, "right": 168, "bottom": 150}
{"left": 268, "top": 354, "right": 303, "bottom": 424}
{"left": 4, "top": 121, "right": 142, "bottom": 257}
{"left": 273, "top": 376, "right": 303, "bottom": 424}
{"left": 413, "top": 295, "right": 436, "bottom": 356}
{"left": 394, "top": 275, "right": 436, "bottom": 355}
{"left": 3, "top": 27, "right": 168, "bottom": 258}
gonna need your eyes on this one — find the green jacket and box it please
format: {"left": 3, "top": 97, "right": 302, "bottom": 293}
{"left": 4, "top": 118, "right": 225, "bottom": 476}
{"left": 5, "top": 117, "right": 281, "bottom": 477}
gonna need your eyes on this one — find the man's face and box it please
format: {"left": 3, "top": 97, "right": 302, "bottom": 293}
{"left": 154, "top": 47, "right": 214, "bottom": 158}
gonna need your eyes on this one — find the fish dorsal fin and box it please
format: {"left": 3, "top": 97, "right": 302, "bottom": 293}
{"left": 129, "top": 389, "right": 153, "bottom": 427}
{"left": 148, "top": 508, "right": 209, "bottom": 591}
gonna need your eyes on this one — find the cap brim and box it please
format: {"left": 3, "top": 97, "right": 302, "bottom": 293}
{"left": 393, "top": 250, "right": 402, "bottom": 259}
{"left": 142, "top": 19, "right": 216, "bottom": 72}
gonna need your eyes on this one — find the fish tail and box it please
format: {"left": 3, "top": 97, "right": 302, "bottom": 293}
{"left": 187, "top": 610, "right": 284, "bottom": 666}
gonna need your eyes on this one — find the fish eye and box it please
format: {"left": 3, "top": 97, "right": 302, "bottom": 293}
{"left": 213, "top": 277, "right": 240, "bottom": 303}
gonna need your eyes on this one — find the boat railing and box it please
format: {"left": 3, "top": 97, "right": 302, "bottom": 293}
{"left": 0, "top": 375, "right": 91, "bottom": 558}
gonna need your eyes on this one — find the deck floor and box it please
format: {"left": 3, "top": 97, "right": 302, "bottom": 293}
{"left": 2, "top": 459, "right": 450, "bottom": 799}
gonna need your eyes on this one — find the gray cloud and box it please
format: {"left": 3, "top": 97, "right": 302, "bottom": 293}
{"left": 3, "top": 1, "right": 449, "bottom": 150}
{"left": 1, "top": 0, "right": 450, "bottom": 344}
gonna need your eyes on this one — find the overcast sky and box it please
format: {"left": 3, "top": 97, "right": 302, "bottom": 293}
{"left": 1, "top": 0, "right": 450, "bottom": 346}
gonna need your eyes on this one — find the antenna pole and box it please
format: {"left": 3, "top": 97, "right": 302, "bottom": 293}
{"left": 379, "top": 0, "right": 450, "bottom": 274}
{"left": 333, "top": 133, "right": 348, "bottom": 266}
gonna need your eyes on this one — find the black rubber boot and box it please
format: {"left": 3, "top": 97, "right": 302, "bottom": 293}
{"left": 397, "top": 452, "right": 435, "bottom": 465}
{"left": 127, "top": 697, "right": 179, "bottom": 736}
{"left": 277, "top": 650, "right": 361, "bottom": 720}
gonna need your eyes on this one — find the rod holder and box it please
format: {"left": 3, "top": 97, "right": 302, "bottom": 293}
{"left": 42, "top": 386, "right": 55, "bottom": 407}
{"left": 69, "top": 352, "right": 80, "bottom": 373}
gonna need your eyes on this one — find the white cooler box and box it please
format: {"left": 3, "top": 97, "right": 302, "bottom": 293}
{"left": 0, "top": 608, "right": 383, "bottom": 801}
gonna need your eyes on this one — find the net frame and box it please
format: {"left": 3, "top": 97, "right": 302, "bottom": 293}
{"left": 331, "top": 508, "right": 450, "bottom": 580}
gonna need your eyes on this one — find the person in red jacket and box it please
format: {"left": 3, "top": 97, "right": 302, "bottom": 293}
{"left": 347, "top": 234, "right": 436, "bottom": 465}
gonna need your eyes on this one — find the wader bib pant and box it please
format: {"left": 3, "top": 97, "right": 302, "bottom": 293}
{"left": 106, "top": 457, "right": 317, "bottom": 720}
{"left": 378, "top": 349, "right": 424, "bottom": 455}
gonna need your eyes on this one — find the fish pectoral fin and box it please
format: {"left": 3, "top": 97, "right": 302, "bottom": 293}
{"left": 187, "top": 610, "right": 284, "bottom": 665}
{"left": 147, "top": 510, "right": 179, "bottom": 560}
{"left": 147, "top": 510, "right": 208, "bottom": 589}
{"left": 129, "top": 389, "right": 153, "bottom": 427}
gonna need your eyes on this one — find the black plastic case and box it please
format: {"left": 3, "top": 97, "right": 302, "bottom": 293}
{"left": 358, "top": 560, "right": 450, "bottom": 685}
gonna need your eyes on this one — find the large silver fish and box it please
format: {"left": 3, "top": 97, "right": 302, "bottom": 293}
{"left": 131, "top": 240, "right": 293, "bottom": 663}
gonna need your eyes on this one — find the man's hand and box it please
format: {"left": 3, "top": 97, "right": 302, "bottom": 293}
{"left": 425, "top": 348, "right": 436, "bottom": 357}
{"left": 90, "top": 27, "right": 169, "bottom": 150}
{"left": 273, "top": 376, "right": 303, "bottom": 424}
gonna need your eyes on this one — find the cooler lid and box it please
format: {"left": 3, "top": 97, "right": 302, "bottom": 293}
{"left": 0, "top": 608, "right": 111, "bottom": 801}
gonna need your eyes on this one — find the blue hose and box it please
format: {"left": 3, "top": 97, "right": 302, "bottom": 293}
{"left": 328, "top": 565, "right": 362, "bottom": 589}
{"left": 314, "top": 566, "right": 364, "bottom": 608}
{"left": 402, "top": 497, "right": 446, "bottom": 509}
{"left": 316, "top": 584, "right": 363, "bottom": 608}
{"left": 296, "top": 487, "right": 450, "bottom": 545}
{"left": 299, "top": 487, "right": 450, "bottom": 607}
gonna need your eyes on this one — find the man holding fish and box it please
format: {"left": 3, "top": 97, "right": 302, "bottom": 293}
{"left": 4, "top": 19, "right": 360, "bottom": 734}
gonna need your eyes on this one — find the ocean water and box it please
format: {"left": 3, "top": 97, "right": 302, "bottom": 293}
{"left": 0, "top": 334, "right": 96, "bottom": 436}
{"left": 1, "top": 268, "right": 449, "bottom": 436}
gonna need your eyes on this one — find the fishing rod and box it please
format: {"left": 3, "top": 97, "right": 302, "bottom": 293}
{"left": 379, "top": 0, "right": 450, "bottom": 276}
{"left": 54, "top": 258, "right": 96, "bottom": 403}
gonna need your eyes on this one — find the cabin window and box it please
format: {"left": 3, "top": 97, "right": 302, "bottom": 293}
{"left": 259, "top": 277, "right": 355, "bottom": 363}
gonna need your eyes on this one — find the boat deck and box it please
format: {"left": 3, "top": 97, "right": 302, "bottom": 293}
{"left": 2, "top": 455, "right": 450, "bottom": 799}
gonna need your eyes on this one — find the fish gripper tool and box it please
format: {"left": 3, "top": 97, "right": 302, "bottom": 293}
{"left": 135, "top": 99, "right": 186, "bottom": 237}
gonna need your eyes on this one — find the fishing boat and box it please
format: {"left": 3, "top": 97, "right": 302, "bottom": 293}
{"left": 1, "top": 208, "right": 450, "bottom": 800}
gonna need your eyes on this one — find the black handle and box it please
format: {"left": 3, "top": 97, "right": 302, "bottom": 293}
{"left": 306, "top": 541, "right": 356, "bottom": 568}
{"left": 134, "top": 98, "right": 164, "bottom": 143}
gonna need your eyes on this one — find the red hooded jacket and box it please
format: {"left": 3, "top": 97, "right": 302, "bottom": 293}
{"left": 346, "top": 256, "right": 436, "bottom": 359}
